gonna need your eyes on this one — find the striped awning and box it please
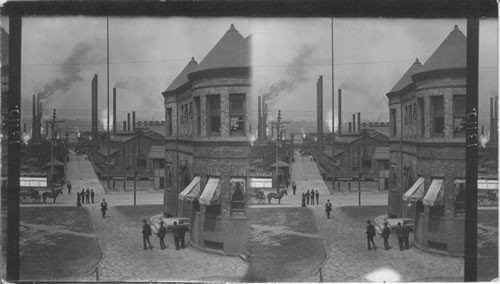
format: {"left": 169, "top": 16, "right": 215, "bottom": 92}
{"left": 178, "top": 176, "right": 201, "bottom": 201}
{"left": 402, "top": 177, "right": 425, "bottom": 201}
{"left": 423, "top": 179, "right": 444, "bottom": 206}
{"left": 199, "top": 178, "right": 220, "bottom": 205}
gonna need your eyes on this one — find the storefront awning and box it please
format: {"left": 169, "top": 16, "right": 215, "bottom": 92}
{"left": 199, "top": 177, "right": 220, "bottom": 205}
{"left": 402, "top": 177, "right": 425, "bottom": 201}
{"left": 178, "top": 176, "right": 201, "bottom": 201}
{"left": 423, "top": 178, "right": 444, "bottom": 206}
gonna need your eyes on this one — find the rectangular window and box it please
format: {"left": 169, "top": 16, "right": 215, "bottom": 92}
{"left": 453, "top": 95, "right": 466, "bottom": 136}
{"left": 230, "top": 178, "right": 246, "bottom": 215}
{"left": 454, "top": 180, "right": 465, "bottom": 216}
{"left": 167, "top": 108, "right": 172, "bottom": 136}
{"left": 158, "top": 159, "right": 165, "bottom": 169}
{"left": 230, "top": 94, "right": 246, "bottom": 136}
{"left": 418, "top": 98, "right": 424, "bottom": 137}
{"left": 159, "top": 177, "right": 165, "bottom": 189}
{"left": 195, "top": 97, "right": 201, "bottom": 135}
{"left": 431, "top": 96, "right": 444, "bottom": 135}
{"left": 391, "top": 109, "right": 397, "bottom": 136}
{"left": 207, "top": 95, "right": 221, "bottom": 135}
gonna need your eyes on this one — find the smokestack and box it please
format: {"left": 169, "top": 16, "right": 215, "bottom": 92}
{"left": 127, "top": 113, "right": 131, "bottom": 131}
{"left": 91, "top": 74, "right": 98, "bottom": 143}
{"left": 357, "top": 112, "right": 361, "bottom": 133}
{"left": 123, "top": 121, "right": 127, "bottom": 132}
{"left": 113, "top": 88, "right": 117, "bottom": 136}
{"left": 38, "top": 101, "right": 43, "bottom": 139}
{"left": 491, "top": 97, "right": 494, "bottom": 143}
{"left": 338, "top": 89, "right": 342, "bottom": 137}
{"left": 258, "top": 96, "right": 262, "bottom": 141}
{"left": 263, "top": 103, "right": 268, "bottom": 140}
{"left": 32, "top": 94, "right": 36, "bottom": 139}
{"left": 317, "top": 75, "right": 324, "bottom": 146}
{"left": 348, "top": 122, "right": 352, "bottom": 133}
{"left": 481, "top": 125, "right": 484, "bottom": 135}
{"left": 132, "top": 111, "right": 136, "bottom": 131}
{"left": 352, "top": 114, "right": 356, "bottom": 133}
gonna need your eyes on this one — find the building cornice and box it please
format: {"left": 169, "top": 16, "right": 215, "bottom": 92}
{"left": 411, "top": 68, "right": 465, "bottom": 82}
{"left": 188, "top": 67, "right": 250, "bottom": 81}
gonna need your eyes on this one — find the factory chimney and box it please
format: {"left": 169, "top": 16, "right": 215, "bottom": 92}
{"left": 352, "top": 114, "right": 356, "bottom": 133}
{"left": 338, "top": 89, "right": 342, "bottom": 137}
{"left": 317, "top": 75, "right": 324, "bottom": 147}
{"left": 263, "top": 103, "right": 268, "bottom": 140}
{"left": 348, "top": 122, "right": 352, "bottom": 133}
{"left": 113, "top": 88, "right": 117, "bottom": 136}
{"left": 357, "top": 112, "right": 361, "bottom": 133}
{"left": 38, "top": 100, "right": 43, "bottom": 139}
{"left": 32, "top": 94, "right": 36, "bottom": 139}
{"left": 132, "top": 111, "right": 136, "bottom": 131}
{"left": 127, "top": 113, "right": 131, "bottom": 131}
{"left": 91, "top": 74, "right": 98, "bottom": 143}
{"left": 258, "top": 96, "right": 262, "bottom": 141}
{"left": 123, "top": 121, "right": 127, "bottom": 132}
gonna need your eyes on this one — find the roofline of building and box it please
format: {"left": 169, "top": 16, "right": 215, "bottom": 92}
{"left": 162, "top": 81, "right": 193, "bottom": 98}
{"left": 187, "top": 66, "right": 250, "bottom": 81}
{"left": 411, "top": 68, "right": 465, "bottom": 82}
{"left": 386, "top": 81, "right": 417, "bottom": 99}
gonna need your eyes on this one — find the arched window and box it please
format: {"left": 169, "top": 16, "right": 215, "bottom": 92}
{"left": 230, "top": 178, "right": 246, "bottom": 215}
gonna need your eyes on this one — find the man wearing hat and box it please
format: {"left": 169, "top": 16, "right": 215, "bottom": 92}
{"left": 157, "top": 221, "right": 167, "bottom": 250}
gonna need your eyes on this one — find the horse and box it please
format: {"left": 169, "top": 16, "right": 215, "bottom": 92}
{"left": 267, "top": 189, "right": 288, "bottom": 204}
{"left": 42, "top": 189, "right": 63, "bottom": 203}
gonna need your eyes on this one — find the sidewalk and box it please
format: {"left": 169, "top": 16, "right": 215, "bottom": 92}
{"left": 66, "top": 151, "right": 105, "bottom": 195}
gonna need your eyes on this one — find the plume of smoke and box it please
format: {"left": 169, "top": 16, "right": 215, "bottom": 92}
{"left": 36, "top": 42, "right": 92, "bottom": 99}
{"left": 262, "top": 44, "right": 316, "bottom": 103}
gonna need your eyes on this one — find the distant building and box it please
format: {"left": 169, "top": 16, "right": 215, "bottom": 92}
{"left": 385, "top": 25, "right": 490, "bottom": 256}
{"left": 148, "top": 145, "right": 166, "bottom": 190}
{"left": 162, "top": 24, "right": 250, "bottom": 255}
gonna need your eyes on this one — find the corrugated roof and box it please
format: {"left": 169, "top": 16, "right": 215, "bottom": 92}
{"left": 148, "top": 146, "right": 165, "bottom": 159}
{"left": 165, "top": 57, "right": 198, "bottom": 92}
{"left": 190, "top": 24, "right": 249, "bottom": 74}
{"left": 372, "top": 147, "right": 389, "bottom": 160}
{"left": 389, "top": 58, "right": 422, "bottom": 93}
{"left": 416, "top": 25, "right": 467, "bottom": 74}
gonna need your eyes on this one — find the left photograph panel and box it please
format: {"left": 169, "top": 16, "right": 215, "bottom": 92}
{"left": 1, "top": 16, "right": 252, "bottom": 281}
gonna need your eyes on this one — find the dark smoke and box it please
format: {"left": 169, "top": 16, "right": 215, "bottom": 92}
{"left": 262, "top": 44, "right": 316, "bottom": 103}
{"left": 36, "top": 42, "right": 92, "bottom": 99}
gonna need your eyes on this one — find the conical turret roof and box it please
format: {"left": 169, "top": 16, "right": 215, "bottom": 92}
{"left": 389, "top": 58, "right": 422, "bottom": 93}
{"left": 417, "top": 25, "right": 466, "bottom": 74}
{"left": 165, "top": 57, "right": 198, "bottom": 92}
{"left": 190, "top": 24, "right": 249, "bottom": 74}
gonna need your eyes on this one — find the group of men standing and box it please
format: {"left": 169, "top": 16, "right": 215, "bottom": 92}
{"left": 142, "top": 219, "right": 189, "bottom": 251}
{"left": 366, "top": 220, "right": 413, "bottom": 251}
{"left": 76, "top": 188, "right": 95, "bottom": 206}
{"left": 301, "top": 189, "right": 320, "bottom": 207}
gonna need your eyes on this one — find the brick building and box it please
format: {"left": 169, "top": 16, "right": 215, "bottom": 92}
{"left": 386, "top": 25, "right": 470, "bottom": 255}
{"left": 162, "top": 24, "right": 250, "bottom": 255}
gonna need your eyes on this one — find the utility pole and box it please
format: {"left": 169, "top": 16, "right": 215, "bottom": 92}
{"left": 331, "top": 17, "right": 336, "bottom": 192}
{"left": 106, "top": 16, "right": 111, "bottom": 190}
{"left": 275, "top": 110, "right": 281, "bottom": 193}
{"left": 50, "top": 109, "right": 64, "bottom": 190}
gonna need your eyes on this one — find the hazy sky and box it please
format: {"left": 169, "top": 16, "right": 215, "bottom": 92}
{"left": 1, "top": 16, "right": 497, "bottom": 132}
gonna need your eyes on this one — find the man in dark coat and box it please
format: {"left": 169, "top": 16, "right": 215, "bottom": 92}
{"left": 292, "top": 182, "right": 297, "bottom": 195}
{"left": 171, "top": 221, "right": 181, "bottom": 250}
{"left": 100, "top": 199, "right": 108, "bottom": 218}
{"left": 301, "top": 193, "right": 306, "bottom": 207}
{"left": 402, "top": 221, "right": 412, "bottom": 249}
{"left": 325, "top": 199, "right": 332, "bottom": 219}
{"left": 366, "top": 220, "right": 377, "bottom": 250}
{"left": 67, "top": 182, "right": 72, "bottom": 194}
{"left": 315, "top": 190, "right": 319, "bottom": 204}
{"left": 310, "top": 189, "right": 315, "bottom": 205}
{"left": 179, "top": 221, "right": 189, "bottom": 249}
{"left": 81, "top": 189, "right": 86, "bottom": 204}
{"left": 156, "top": 221, "right": 167, "bottom": 249}
{"left": 90, "top": 189, "right": 95, "bottom": 204}
{"left": 85, "top": 189, "right": 90, "bottom": 204}
{"left": 142, "top": 219, "right": 153, "bottom": 250}
{"left": 305, "top": 190, "right": 310, "bottom": 205}
{"left": 395, "top": 222, "right": 404, "bottom": 251}
{"left": 76, "top": 192, "right": 81, "bottom": 206}
{"left": 381, "top": 222, "right": 391, "bottom": 250}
